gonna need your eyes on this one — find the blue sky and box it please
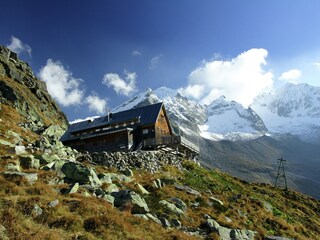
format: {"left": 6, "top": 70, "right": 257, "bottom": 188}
{"left": 1, "top": 0, "right": 320, "bottom": 121}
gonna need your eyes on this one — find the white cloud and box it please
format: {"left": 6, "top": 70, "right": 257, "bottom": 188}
{"left": 279, "top": 69, "right": 301, "bottom": 82}
{"left": 179, "top": 84, "right": 205, "bottom": 99}
{"left": 149, "top": 55, "right": 162, "bottom": 70}
{"left": 7, "top": 36, "right": 32, "bottom": 57}
{"left": 85, "top": 94, "right": 107, "bottom": 114}
{"left": 102, "top": 71, "right": 137, "bottom": 96}
{"left": 132, "top": 50, "right": 141, "bottom": 56}
{"left": 181, "top": 48, "right": 274, "bottom": 107}
{"left": 39, "top": 59, "right": 84, "bottom": 106}
{"left": 313, "top": 62, "right": 320, "bottom": 68}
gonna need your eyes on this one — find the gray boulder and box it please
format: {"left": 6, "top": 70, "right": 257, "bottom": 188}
{"left": 48, "top": 199, "right": 59, "bottom": 208}
{"left": 136, "top": 183, "right": 150, "bottom": 195}
{"left": 0, "top": 139, "right": 14, "bottom": 147}
{"left": 265, "top": 237, "right": 293, "bottom": 240}
{"left": 102, "top": 194, "right": 115, "bottom": 206}
{"left": 5, "top": 160, "right": 21, "bottom": 172}
{"left": 170, "top": 197, "right": 187, "bottom": 211}
{"left": 205, "top": 218, "right": 256, "bottom": 240}
{"left": 209, "top": 196, "right": 224, "bottom": 206}
{"left": 40, "top": 153, "right": 60, "bottom": 164}
{"left": 61, "top": 162, "right": 101, "bottom": 187}
{"left": 64, "top": 182, "right": 79, "bottom": 194}
{"left": 175, "top": 184, "right": 200, "bottom": 195}
{"left": 19, "top": 155, "right": 40, "bottom": 169}
{"left": 159, "top": 200, "right": 185, "bottom": 216}
{"left": 3, "top": 171, "right": 38, "bottom": 184}
{"left": 112, "top": 190, "right": 150, "bottom": 214}
{"left": 159, "top": 217, "right": 171, "bottom": 228}
{"left": 14, "top": 145, "right": 27, "bottom": 155}
{"left": 32, "top": 204, "right": 43, "bottom": 217}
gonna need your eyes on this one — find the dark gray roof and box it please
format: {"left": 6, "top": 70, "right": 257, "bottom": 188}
{"left": 60, "top": 102, "right": 164, "bottom": 142}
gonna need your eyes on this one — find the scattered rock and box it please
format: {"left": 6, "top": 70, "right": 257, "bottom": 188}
{"left": 65, "top": 182, "right": 79, "bottom": 194}
{"left": 159, "top": 217, "right": 171, "bottom": 228}
{"left": 102, "top": 194, "right": 115, "bottom": 206}
{"left": 134, "top": 214, "right": 149, "bottom": 221}
{"left": 105, "top": 184, "right": 119, "bottom": 193}
{"left": 204, "top": 217, "right": 256, "bottom": 240}
{"left": 40, "top": 153, "right": 60, "bottom": 164}
{"left": 14, "top": 145, "right": 27, "bottom": 155}
{"left": 48, "top": 199, "right": 59, "bottom": 208}
{"left": 3, "top": 171, "right": 38, "bottom": 184}
{"left": 136, "top": 183, "right": 150, "bottom": 195}
{"left": 61, "top": 162, "right": 101, "bottom": 187}
{"left": 32, "top": 204, "right": 43, "bottom": 217}
{"left": 159, "top": 200, "right": 185, "bottom": 216}
{"left": 0, "top": 139, "right": 14, "bottom": 147}
{"left": 112, "top": 190, "right": 150, "bottom": 214}
{"left": 170, "top": 197, "right": 187, "bottom": 211}
{"left": 171, "top": 218, "right": 182, "bottom": 229}
{"left": 19, "top": 155, "right": 40, "bottom": 169}
{"left": 99, "top": 172, "right": 133, "bottom": 183}
{"left": 209, "top": 196, "right": 224, "bottom": 206}
{"left": 175, "top": 184, "right": 200, "bottom": 196}
{"left": 265, "top": 236, "right": 293, "bottom": 240}
{"left": 153, "top": 179, "right": 163, "bottom": 189}
{"left": 123, "top": 168, "right": 133, "bottom": 177}
{"left": 145, "top": 213, "right": 162, "bottom": 225}
{"left": 5, "top": 161, "right": 21, "bottom": 172}
{"left": 262, "top": 201, "right": 273, "bottom": 213}
{"left": 41, "top": 161, "right": 56, "bottom": 171}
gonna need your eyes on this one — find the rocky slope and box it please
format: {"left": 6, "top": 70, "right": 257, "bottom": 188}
{"left": 0, "top": 46, "right": 320, "bottom": 240}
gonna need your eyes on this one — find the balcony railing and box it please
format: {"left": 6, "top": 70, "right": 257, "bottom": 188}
{"left": 143, "top": 135, "right": 199, "bottom": 153}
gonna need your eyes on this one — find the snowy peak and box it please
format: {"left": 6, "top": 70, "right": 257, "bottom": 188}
{"left": 153, "top": 86, "right": 178, "bottom": 100}
{"left": 253, "top": 83, "right": 320, "bottom": 118}
{"left": 251, "top": 83, "right": 320, "bottom": 143}
{"left": 200, "top": 96, "right": 267, "bottom": 141}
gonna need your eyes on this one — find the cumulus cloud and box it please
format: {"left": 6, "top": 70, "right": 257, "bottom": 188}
{"left": 102, "top": 71, "right": 137, "bottom": 96}
{"left": 132, "top": 50, "right": 141, "bottom": 56}
{"left": 149, "top": 55, "right": 162, "bottom": 70}
{"left": 85, "top": 94, "right": 107, "bottom": 114}
{"left": 313, "top": 62, "right": 320, "bottom": 68}
{"left": 279, "top": 69, "right": 301, "bottom": 82}
{"left": 7, "top": 36, "right": 32, "bottom": 57}
{"left": 180, "top": 48, "right": 273, "bottom": 107}
{"left": 39, "top": 59, "right": 84, "bottom": 106}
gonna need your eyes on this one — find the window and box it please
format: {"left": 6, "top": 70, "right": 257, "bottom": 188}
{"left": 142, "top": 129, "right": 149, "bottom": 134}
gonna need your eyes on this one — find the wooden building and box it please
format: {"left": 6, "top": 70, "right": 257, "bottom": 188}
{"left": 61, "top": 102, "right": 186, "bottom": 153}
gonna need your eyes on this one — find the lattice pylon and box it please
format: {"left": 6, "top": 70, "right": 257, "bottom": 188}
{"left": 274, "top": 157, "right": 288, "bottom": 190}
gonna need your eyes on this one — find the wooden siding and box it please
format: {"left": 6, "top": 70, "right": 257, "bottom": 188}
{"left": 67, "top": 130, "right": 132, "bottom": 152}
{"left": 155, "top": 107, "right": 171, "bottom": 143}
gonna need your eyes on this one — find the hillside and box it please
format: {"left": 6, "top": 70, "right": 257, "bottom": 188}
{"left": 0, "top": 46, "right": 320, "bottom": 239}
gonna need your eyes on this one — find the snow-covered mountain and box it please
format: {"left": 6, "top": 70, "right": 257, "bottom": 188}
{"left": 112, "top": 86, "right": 268, "bottom": 142}
{"left": 251, "top": 83, "right": 320, "bottom": 143}
{"left": 113, "top": 87, "right": 207, "bottom": 142}
{"left": 200, "top": 96, "right": 267, "bottom": 141}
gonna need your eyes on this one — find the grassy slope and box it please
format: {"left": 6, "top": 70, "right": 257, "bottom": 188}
{"left": 0, "top": 156, "right": 319, "bottom": 239}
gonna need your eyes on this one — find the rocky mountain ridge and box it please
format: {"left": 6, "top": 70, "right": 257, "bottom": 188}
{"left": 251, "top": 83, "right": 320, "bottom": 143}
{"left": 0, "top": 45, "right": 68, "bottom": 133}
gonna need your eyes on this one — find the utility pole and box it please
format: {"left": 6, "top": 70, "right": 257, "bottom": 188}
{"left": 274, "top": 157, "right": 288, "bottom": 191}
